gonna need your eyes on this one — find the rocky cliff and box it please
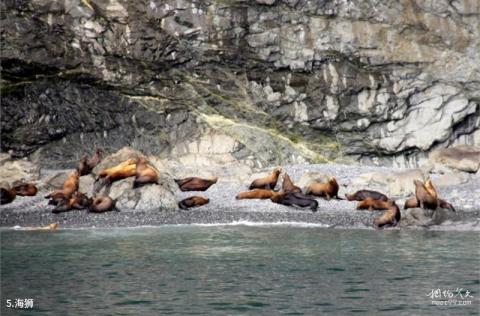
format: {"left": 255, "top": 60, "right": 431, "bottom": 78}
{"left": 1, "top": 0, "right": 479, "bottom": 169}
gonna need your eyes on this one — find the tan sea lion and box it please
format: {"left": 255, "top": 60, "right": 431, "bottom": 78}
{"left": 357, "top": 198, "right": 394, "bottom": 211}
{"left": 133, "top": 157, "right": 159, "bottom": 188}
{"left": 95, "top": 158, "right": 137, "bottom": 191}
{"left": 305, "top": 176, "right": 340, "bottom": 200}
{"left": 175, "top": 177, "right": 218, "bottom": 192}
{"left": 249, "top": 167, "right": 282, "bottom": 190}
{"left": 25, "top": 223, "right": 59, "bottom": 231}
{"left": 45, "top": 170, "right": 80, "bottom": 201}
{"left": 373, "top": 201, "right": 401, "bottom": 229}
{"left": 178, "top": 196, "right": 209, "bottom": 210}
{"left": 236, "top": 189, "right": 280, "bottom": 200}
{"left": 282, "top": 173, "right": 302, "bottom": 194}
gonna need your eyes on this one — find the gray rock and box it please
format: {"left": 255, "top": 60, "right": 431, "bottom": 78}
{"left": 429, "top": 145, "right": 480, "bottom": 173}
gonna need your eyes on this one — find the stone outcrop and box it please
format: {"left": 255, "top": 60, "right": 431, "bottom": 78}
{"left": 1, "top": 1, "right": 479, "bottom": 168}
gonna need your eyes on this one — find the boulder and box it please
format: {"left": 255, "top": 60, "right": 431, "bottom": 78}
{"left": 350, "top": 169, "right": 426, "bottom": 197}
{"left": 0, "top": 158, "right": 40, "bottom": 187}
{"left": 296, "top": 172, "right": 330, "bottom": 189}
{"left": 93, "top": 147, "right": 178, "bottom": 210}
{"left": 429, "top": 145, "right": 480, "bottom": 173}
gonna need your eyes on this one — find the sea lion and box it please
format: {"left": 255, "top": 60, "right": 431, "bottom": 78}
{"left": 357, "top": 198, "right": 394, "bottom": 211}
{"left": 414, "top": 179, "right": 438, "bottom": 210}
{"left": 270, "top": 192, "right": 318, "bottom": 212}
{"left": 95, "top": 158, "right": 137, "bottom": 191}
{"left": 236, "top": 189, "right": 280, "bottom": 200}
{"left": 25, "top": 223, "right": 59, "bottom": 231}
{"left": 88, "top": 196, "right": 118, "bottom": 213}
{"left": 282, "top": 173, "right": 302, "bottom": 194}
{"left": 133, "top": 157, "right": 159, "bottom": 188}
{"left": 404, "top": 197, "right": 456, "bottom": 212}
{"left": 13, "top": 183, "right": 38, "bottom": 196}
{"left": 178, "top": 196, "right": 209, "bottom": 210}
{"left": 45, "top": 170, "right": 80, "bottom": 201}
{"left": 249, "top": 167, "right": 282, "bottom": 190}
{"left": 175, "top": 177, "right": 218, "bottom": 192}
{"left": 1, "top": 187, "right": 16, "bottom": 205}
{"left": 77, "top": 149, "right": 103, "bottom": 176}
{"left": 373, "top": 201, "right": 401, "bottom": 229}
{"left": 52, "top": 192, "right": 90, "bottom": 213}
{"left": 305, "top": 176, "right": 340, "bottom": 200}
{"left": 345, "top": 190, "right": 388, "bottom": 202}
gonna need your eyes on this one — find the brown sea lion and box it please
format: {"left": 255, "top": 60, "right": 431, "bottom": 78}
{"left": 414, "top": 179, "right": 438, "bottom": 210}
{"left": 77, "top": 149, "right": 103, "bottom": 176}
{"left": 373, "top": 201, "right": 401, "bottom": 229}
{"left": 52, "top": 192, "right": 90, "bottom": 213}
{"left": 13, "top": 183, "right": 38, "bottom": 196}
{"left": 1, "top": 187, "right": 16, "bottom": 205}
{"left": 305, "top": 176, "right": 340, "bottom": 200}
{"left": 95, "top": 158, "right": 137, "bottom": 191}
{"left": 249, "top": 167, "right": 282, "bottom": 190}
{"left": 270, "top": 192, "right": 318, "bottom": 212}
{"left": 88, "top": 196, "right": 118, "bottom": 213}
{"left": 133, "top": 157, "right": 159, "bottom": 188}
{"left": 45, "top": 170, "right": 80, "bottom": 201}
{"left": 345, "top": 190, "right": 388, "bottom": 202}
{"left": 404, "top": 197, "right": 456, "bottom": 212}
{"left": 175, "top": 177, "right": 218, "bottom": 192}
{"left": 357, "top": 198, "right": 394, "bottom": 211}
{"left": 236, "top": 189, "right": 280, "bottom": 200}
{"left": 282, "top": 173, "right": 302, "bottom": 194}
{"left": 178, "top": 196, "right": 209, "bottom": 210}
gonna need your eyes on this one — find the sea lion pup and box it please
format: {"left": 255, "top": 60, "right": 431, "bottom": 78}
{"left": 133, "top": 157, "right": 159, "bottom": 188}
{"left": 282, "top": 173, "right": 302, "bottom": 194}
{"left": 357, "top": 198, "right": 394, "bottom": 211}
{"left": 13, "top": 183, "right": 38, "bottom": 196}
{"left": 270, "top": 192, "right": 318, "bottom": 212}
{"left": 1, "top": 187, "right": 16, "bottom": 205}
{"left": 95, "top": 158, "right": 137, "bottom": 191}
{"left": 345, "top": 190, "right": 388, "bottom": 202}
{"left": 45, "top": 170, "right": 80, "bottom": 201}
{"left": 373, "top": 201, "right": 401, "bottom": 229}
{"left": 305, "top": 176, "right": 341, "bottom": 200}
{"left": 88, "top": 196, "right": 118, "bottom": 213}
{"left": 249, "top": 167, "right": 282, "bottom": 190}
{"left": 178, "top": 196, "right": 210, "bottom": 210}
{"left": 175, "top": 177, "right": 218, "bottom": 192}
{"left": 236, "top": 189, "right": 280, "bottom": 200}
{"left": 52, "top": 192, "right": 90, "bottom": 214}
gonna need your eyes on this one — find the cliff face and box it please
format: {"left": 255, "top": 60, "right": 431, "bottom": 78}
{"left": 1, "top": 0, "right": 479, "bottom": 168}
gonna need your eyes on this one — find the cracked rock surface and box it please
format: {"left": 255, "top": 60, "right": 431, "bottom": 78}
{"left": 1, "top": 0, "right": 479, "bottom": 168}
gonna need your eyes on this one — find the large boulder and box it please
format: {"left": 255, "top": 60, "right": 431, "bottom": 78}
{"left": 0, "top": 156, "right": 40, "bottom": 187}
{"left": 94, "top": 147, "right": 178, "bottom": 210}
{"left": 429, "top": 145, "right": 480, "bottom": 173}
{"left": 296, "top": 172, "right": 330, "bottom": 189}
{"left": 349, "top": 169, "right": 426, "bottom": 197}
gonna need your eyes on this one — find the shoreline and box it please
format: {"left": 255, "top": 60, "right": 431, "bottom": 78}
{"left": 1, "top": 163, "right": 479, "bottom": 231}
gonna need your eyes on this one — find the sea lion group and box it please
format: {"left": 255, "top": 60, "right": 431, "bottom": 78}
{"left": 0, "top": 151, "right": 457, "bottom": 230}
{"left": 234, "top": 167, "right": 455, "bottom": 229}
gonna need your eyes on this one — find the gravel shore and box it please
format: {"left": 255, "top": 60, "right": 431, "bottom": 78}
{"left": 1, "top": 164, "right": 479, "bottom": 231}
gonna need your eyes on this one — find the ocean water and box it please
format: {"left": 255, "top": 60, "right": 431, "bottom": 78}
{"left": 1, "top": 224, "right": 479, "bottom": 315}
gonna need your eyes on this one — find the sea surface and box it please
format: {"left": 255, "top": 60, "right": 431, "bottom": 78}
{"left": 1, "top": 224, "right": 479, "bottom": 315}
